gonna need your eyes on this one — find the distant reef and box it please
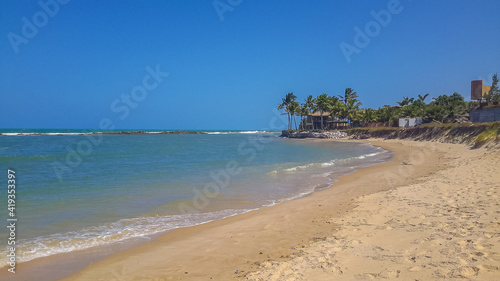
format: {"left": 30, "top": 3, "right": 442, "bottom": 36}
{"left": 280, "top": 130, "right": 347, "bottom": 139}
{"left": 97, "top": 131, "right": 206, "bottom": 135}
{"left": 0, "top": 130, "right": 206, "bottom": 136}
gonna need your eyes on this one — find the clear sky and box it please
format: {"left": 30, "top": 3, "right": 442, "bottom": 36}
{"left": 1, "top": 0, "right": 499, "bottom": 130}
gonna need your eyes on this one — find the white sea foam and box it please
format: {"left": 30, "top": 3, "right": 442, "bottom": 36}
{"left": 264, "top": 182, "right": 333, "bottom": 207}
{"left": 360, "top": 152, "right": 381, "bottom": 158}
{"left": 206, "top": 130, "right": 269, "bottom": 135}
{"left": 270, "top": 150, "right": 387, "bottom": 175}
{"left": 270, "top": 163, "right": 314, "bottom": 174}
{"left": 314, "top": 171, "right": 333, "bottom": 178}
{"left": 45, "top": 133, "right": 85, "bottom": 136}
{"left": 1, "top": 133, "right": 40, "bottom": 136}
{"left": 0, "top": 208, "right": 254, "bottom": 264}
{"left": 321, "top": 161, "right": 335, "bottom": 167}
{"left": 239, "top": 130, "right": 263, "bottom": 134}
{"left": 2, "top": 132, "right": 88, "bottom": 136}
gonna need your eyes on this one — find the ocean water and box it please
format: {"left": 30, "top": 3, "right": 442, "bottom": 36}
{"left": 0, "top": 130, "right": 392, "bottom": 265}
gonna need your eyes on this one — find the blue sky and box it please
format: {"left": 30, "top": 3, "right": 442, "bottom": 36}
{"left": 1, "top": 0, "right": 499, "bottom": 130}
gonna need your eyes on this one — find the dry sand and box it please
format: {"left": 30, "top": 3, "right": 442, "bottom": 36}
{"left": 246, "top": 141, "right": 500, "bottom": 281}
{"left": 60, "top": 139, "right": 499, "bottom": 281}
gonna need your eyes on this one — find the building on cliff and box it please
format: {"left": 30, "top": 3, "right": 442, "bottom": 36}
{"left": 471, "top": 80, "right": 491, "bottom": 101}
{"left": 303, "top": 112, "right": 349, "bottom": 130}
{"left": 399, "top": 118, "right": 423, "bottom": 128}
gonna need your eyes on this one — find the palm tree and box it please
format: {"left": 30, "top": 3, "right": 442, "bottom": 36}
{"left": 299, "top": 103, "right": 310, "bottom": 130}
{"left": 288, "top": 101, "right": 300, "bottom": 130}
{"left": 345, "top": 97, "right": 362, "bottom": 126}
{"left": 397, "top": 96, "right": 415, "bottom": 107}
{"left": 360, "top": 108, "right": 378, "bottom": 125}
{"left": 400, "top": 104, "right": 422, "bottom": 118}
{"left": 418, "top": 93, "right": 429, "bottom": 102}
{"left": 277, "top": 101, "right": 287, "bottom": 128}
{"left": 300, "top": 95, "right": 315, "bottom": 130}
{"left": 277, "top": 92, "right": 297, "bottom": 130}
{"left": 376, "top": 105, "right": 400, "bottom": 123}
{"left": 315, "top": 93, "right": 330, "bottom": 130}
{"left": 337, "top": 88, "right": 361, "bottom": 126}
{"left": 305, "top": 95, "right": 315, "bottom": 112}
{"left": 339, "top": 88, "right": 358, "bottom": 105}
{"left": 328, "top": 95, "right": 343, "bottom": 119}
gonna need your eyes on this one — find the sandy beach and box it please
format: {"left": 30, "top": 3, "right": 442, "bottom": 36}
{"left": 57, "top": 138, "right": 500, "bottom": 281}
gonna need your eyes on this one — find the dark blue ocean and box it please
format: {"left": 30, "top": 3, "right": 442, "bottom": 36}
{"left": 0, "top": 129, "right": 391, "bottom": 264}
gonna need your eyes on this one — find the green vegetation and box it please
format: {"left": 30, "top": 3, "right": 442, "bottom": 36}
{"left": 345, "top": 121, "right": 500, "bottom": 148}
{"left": 278, "top": 92, "right": 299, "bottom": 130}
{"left": 484, "top": 73, "right": 500, "bottom": 102}
{"left": 277, "top": 74, "right": 500, "bottom": 128}
{"left": 475, "top": 129, "right": 497, "bottom": 147}
{"left": 277, "top": 89, "right": 362, "bottom": 130}
{"left": 278, "top": 90, "right": 471, "bottom": 128}
{"left": 473, "top": 122, "right": 500, "bottom": 148}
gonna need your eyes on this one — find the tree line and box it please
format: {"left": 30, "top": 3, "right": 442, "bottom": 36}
{"left": 278, "top": 74, "right": 500, "bottom": 130}
{"left": 278, "top": 88, "right": 361, "bottom": 130}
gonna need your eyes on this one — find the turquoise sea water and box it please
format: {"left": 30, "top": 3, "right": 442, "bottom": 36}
{"left": 0, "top": 130, "right": 392, "bottom": 265}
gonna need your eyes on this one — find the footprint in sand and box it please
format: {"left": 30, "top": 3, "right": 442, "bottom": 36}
{"left": 479, "top": 264, "right": 500, "bottom": 272}
{"left": 378, "top": 269, "right": 401, "bottom": 278}
{"left": 408, "top": 265, "right": 424, "bottom": 272}
{"left": 450, "top": 266, "right": 480, "bottom": 278}
{"left": 355, "top": 273, "right": 378, "bottom": 279}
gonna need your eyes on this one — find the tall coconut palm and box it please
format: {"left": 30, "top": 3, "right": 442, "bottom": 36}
{"left": 277, "top": 92, "right": 297, "bottom": 130}
{"left": 315, "top": 93, "right": 330, "bottom": 130}
{"left": 302, "top": 95, "right": 316, "bottom": 130}
{"left": 337, "top": 88, "right": 361, "bottom": 126}
{"left": 397, "top": 96, "right": 414, "bottom": 107}
{"left": 299, "top": 103, "right": 310, "bottom": 130}
{"left": 305, "top": 95, "right": 315, "bottom": 112}
{"left": 288, "top": 101, "right": 300, "bottom": 130}
{"left": 345, "top": 97, "right": 362, "bottom": 126}
{"left": 328, "top": 95, "right": 342, "bottom": 119}
{"left": 339, "top": 88, "right": 358, "bottom": 105}
{"left": 418, "top": 93, "right": 429, "bottom": 102}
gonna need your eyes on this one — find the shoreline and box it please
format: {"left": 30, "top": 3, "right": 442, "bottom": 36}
{"left": 0, "top": 139, "right": 389, "bottom": 281}
{"left": 58, "top": 138, "right": 452, "bottom": 280}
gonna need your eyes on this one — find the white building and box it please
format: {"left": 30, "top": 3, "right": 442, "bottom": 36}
{"left": 399, "top": 118, "right": 423, "bottom": 128}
